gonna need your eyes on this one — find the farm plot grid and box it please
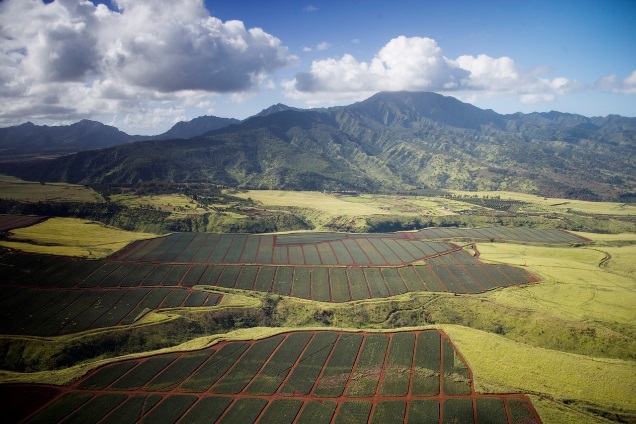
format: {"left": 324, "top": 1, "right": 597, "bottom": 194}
{"left": 8, "top": 330, "right": 541, "bottom": 424}
{"left": 0, "top": 214, "right": 45, "bottom": 232}
{"left": 111, "top": 227, "right": 586, "bottom": 266}
{"left": 1, "top": 249, "right": 539, "bottom": 314}
{"left": 111, "top": 232, "right": 466, "bottom": 266}
{"left": 0, "top": 286, "right": 222, "bottom": 337}
{"left": 0, "top": 252, "right": 224, "bottom": 336}
{"left": 403, "top": 227, "right": 589, "bottom": 244}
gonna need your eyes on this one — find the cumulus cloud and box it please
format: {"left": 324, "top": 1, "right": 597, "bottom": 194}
{"left": 284, "top": 36, "right": 576, "bottom": 105}
{"left": 453, "top": 55, "right": 576, "bottom": 99}
{"left": 0, "top": 0, "right": 295, "bottom": 131}
{"left": 285, "top": 37, "right": 467, "bottom": 103}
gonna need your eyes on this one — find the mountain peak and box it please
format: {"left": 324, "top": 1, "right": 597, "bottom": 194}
{"left": 351, "top": 91, "right": 505, "bottom": 130}
{"left": 152, "top": 115, "right": 240, "bottom": 140}
{"left": 255, "top": 103, "right": 300, "bottom": 117}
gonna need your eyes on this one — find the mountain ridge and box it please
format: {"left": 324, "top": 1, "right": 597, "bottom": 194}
{"left": 1, "top": 91, "right": 634, "bottom": 200}
{"left": 0, "top": 116, "right": 240, "bottom": 157}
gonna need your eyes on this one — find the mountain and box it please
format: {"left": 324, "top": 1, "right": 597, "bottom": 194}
{"left": 254, "top": 103, "right": 303, "bottom": 117}
{"left": 0, "top": 115, "right": 239, "bottom": 157}
{"left": 347, "top": 91, "right": 506, "bottom": 130}
{"left": 0, "top": 120, "right": 133, "bottom": 157}
{"left": 2, "top": 91, "right": 634, "bottom": 200}
{"left": 150, "top": 115, "right": 240, "bottom": 140}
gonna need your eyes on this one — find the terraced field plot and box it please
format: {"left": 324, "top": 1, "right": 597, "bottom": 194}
{"left": 113, "top": 227, "right": 586, "bottom": 265}
{"left": 404, "top": 227, "right": 588, "bottom": 244}
{"left": 0, "top": 286, "right": 222, "bottom": 336}
{"left": 111, "top": 232, "right": 464, "bottom": 265}
{"left": 0, "top": 214, "right": 45, "bottom": 232}
{"left": 0, "top": 252, "right": 224, "bottom": 336}
{"left": 0, "top": 227, "right": 579, "bottom": 336}
{"left": 8, "top": 330, "right": 541, "bottom": 423}
{"left": 1, "top": 247, "right": 537, "bottom": 316}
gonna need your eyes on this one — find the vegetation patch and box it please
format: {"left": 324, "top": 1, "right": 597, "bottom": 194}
{"left": 0, "top": 217, "right": 159, "bottom": 258}
{"left": 0, "top": 174, "right": 103, "bottom": 203}
{"left": 9, "top": 330, "right": 540, "bottom": 424}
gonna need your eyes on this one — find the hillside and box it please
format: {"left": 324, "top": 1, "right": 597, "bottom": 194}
{"left": 2, "top": 91, "right": 634, "bottom": 200}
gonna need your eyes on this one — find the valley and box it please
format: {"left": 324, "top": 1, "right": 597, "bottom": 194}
{"left": 0, "top": 92, "right": 634, "bottom": 424}
{"left": 0, "top": 174, "right": 634, "bottom": 423}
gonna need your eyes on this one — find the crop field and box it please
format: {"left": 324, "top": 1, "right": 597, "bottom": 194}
{"left": 405, "top": 227, "right": 588, "bottom": 243}
{"left": 1, "top": 246, "right": 538, "bottom": 319}
{"left": 0, "top": 252, "right": 224, "bottom": 337}
{"left": 3, "top": 212, "right": 629, "bottom": 423}
{"left": 0, "top": 286, "right": 222, "bottom": 336}
{"left": 113, "top": 227, "right": 585, "bottom": 265}
{"left": 8, "top": 330, "right": 540, "bottom": 423}
{"left": 0, "top": 214, "right": 45, "bottom": 232}
{"left": 111, "top": 232, "right": 461, "bottom": 266}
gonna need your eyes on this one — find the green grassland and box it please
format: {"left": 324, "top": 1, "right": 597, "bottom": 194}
{"left": 2, "top": 173, "right": 634, "bottom": 235}
{"left": 0, "top": 217, "right": 159, "bottom": 258}
{"left": 110, "top": 193, "right": 209, "bottom": 215}
{"left": 232, "top": 190, "right": 392, "bottom": 216}
{"left": 450, "top": 189, "right": 636, "bottom": 216}
{"left": 231, "top": 189, "right": 487, "bottom": 231}
{"left": 229, "top": 189, "right": 636, "bottom": 234}
{"left": 0, "top": 174, "right": 103, "bottom": 203}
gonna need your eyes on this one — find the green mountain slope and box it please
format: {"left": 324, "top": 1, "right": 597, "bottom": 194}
{"left": 2, "top": 92, "right": 634, "bottom": 200}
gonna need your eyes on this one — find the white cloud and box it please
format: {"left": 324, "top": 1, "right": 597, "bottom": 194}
{"left": 303, "top": 42, "right": 331, "bottom": 53}
{"left": 596, "top": 70, "right": 636, "bottom": 94}
{"left": 284, "top": 36, "right": 576, "bottom": 105}
{"left": 284, "top": 36, "right": 467, "bottom": 103}
{"left": 0, "top": 0, "right": 295, "bottom": 132}
{"left": 454, "top": 55, "right": 576, "bottom": 97}
{"left": 303, "top": 5, "right": 318, "bottom": 12}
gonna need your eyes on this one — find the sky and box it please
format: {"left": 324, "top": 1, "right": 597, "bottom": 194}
{"left": 0, "top": 0, "right": 635, "bottom": 135}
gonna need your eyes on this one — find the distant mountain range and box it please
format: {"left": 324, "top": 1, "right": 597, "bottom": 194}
{"left": 0, "top": 115, "right": 239, "bottom": 157}
{"left": 1, "top": 91, "right": 634, "bottom": 200}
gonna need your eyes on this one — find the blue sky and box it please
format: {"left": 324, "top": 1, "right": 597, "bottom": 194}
{"left": 1, "top": 0, "right": 634, "bottom": 134}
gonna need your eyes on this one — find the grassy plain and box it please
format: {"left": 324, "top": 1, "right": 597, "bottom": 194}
{"left": 442, "top": 325, "right": 636, "bottom": 423}
{"left": 0, "top": 174, "right": 103, "bottom": 203}
{"left": 576, "top": 232, "right": 636, "bottom": 242}
{"left": 231, "top": 190, "right": 391, "bottom": 216}
{"left": 0, "top": 217, "right": 159, "bottom": 258}
{"left": 449, "top": 189, "right": 636, "bottom": 215}
{"left": 111, "top": 193, "right": 208, "bottom": 214}
{"left": 231, "top": 190, "right": 480, "bottom": 231}
{"left": 232, "top": 190, "right": 479, "bottom": 216}
{"left": 477, "top": 243, "right": 636, "bottom": 325}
